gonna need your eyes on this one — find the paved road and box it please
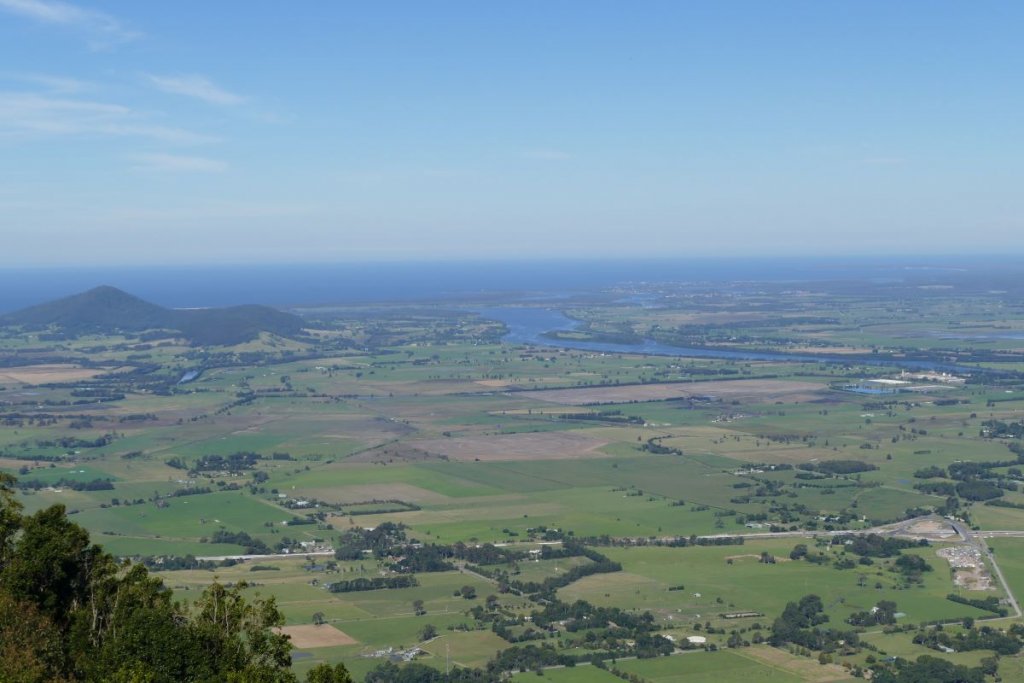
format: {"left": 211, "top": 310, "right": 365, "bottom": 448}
{"left": 975, "top": 530, "right": 1024, "bottom": 538}
{"left": 196, "top": 550, "right": 335, "bottom": 562}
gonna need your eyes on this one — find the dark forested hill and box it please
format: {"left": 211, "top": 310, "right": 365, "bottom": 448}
{"left": 2, "top": 286, "right": 306, "bottom": 345}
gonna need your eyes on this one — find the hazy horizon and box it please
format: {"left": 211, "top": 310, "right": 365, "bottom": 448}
{"left": 3, "top": 251, "right": 1024, "bottom": 270}
{"left": 4, "top": 254, "right": 1024, "bottom": 314}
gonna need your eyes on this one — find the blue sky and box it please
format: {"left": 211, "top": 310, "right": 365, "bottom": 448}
{"left": 1, "top": 1, "right": 1022, "bottom": 266}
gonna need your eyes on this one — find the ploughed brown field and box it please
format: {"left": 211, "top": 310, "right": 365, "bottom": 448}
{"left": 0, "top": 363, "right": 117, "bottom": 385}
{"left": 740, "top": 645, "right": 854, "bottom": 681}
{"left": 517, "top": 379, "right": 826, "bottom": 406}
{"left": 276, "top": 624, "right": 357, "bottom": 648}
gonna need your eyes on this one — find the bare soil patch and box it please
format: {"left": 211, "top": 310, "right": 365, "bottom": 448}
{"left": 518, "top": 380, "right": 826, "bottom": 406}
{"left": 740, "top": 646, "right": 853, "bottom": 681}
{"left": 277, "top": 624, "right": 357, "bottom": 648}
{"left": 347, "top": 442, "right": 443, "bottom": 464}
{"left": 938, "top": 546, "right": 994, "bottom": 590}
{"left": 725, "top": 553, "right": 791, "bottom": 563}
{"left": 905, "top": 519, "right": 958, "bottom": 540}
{"left": 0, "top": 364, "right": 111, "bottom": 385}
{"left": 476, "top": 379, "right": 513, "bottom": 388}
{"left": 413, "top": 431, "right": 609, "bottom": 462}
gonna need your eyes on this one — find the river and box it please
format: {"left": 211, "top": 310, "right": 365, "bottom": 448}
{"left": 478, "top": 306, "right": 981, "bottom": 373}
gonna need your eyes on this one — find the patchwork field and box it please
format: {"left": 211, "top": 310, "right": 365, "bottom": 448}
{"left": 616, "top": 649, "right": 809, "bottom": 682}
{"left": 412, "top": 431, "right": 610, "bottom": 461}
{"left": 0, "top": 363, "right": 118, "bottom": 384}
{"left": 518, "top": 379, "right": 828, "bottom": 405}
{"left": 5, "top": 279, "right": 1024, "bottom": 682}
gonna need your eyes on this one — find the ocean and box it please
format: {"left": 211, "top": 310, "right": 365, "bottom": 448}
{"left": 0, "top": 255, "right": 1015, "bottom": 313}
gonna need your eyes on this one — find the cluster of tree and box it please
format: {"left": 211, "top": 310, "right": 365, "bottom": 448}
{"left": 831, "top": 534, "right": 925, "bottom": 558}
{"left": 334, "top": 522, "right": 409, "bottom": 560}
{"left": 285, "top": 515, "right": 318, "bottom": 526}
{"left": 981, "top": 419, "right": 1024, "bottom": 438}
{"left": 16, "top": 477, "right": 114, "bottom": 491}
{"left": 190, "top": 451, "right": 262, "bottom": 472}
{"left": 449, "top": 541, "right": 525, "bottom": 565}
{"left": 949, "top": 460, "right": 1020, "bottom": 479}
{"left": 797, "top": 460, "right": 877, "bottom": 475}
{"left": 640, "top": 438, "right": 683, "bottom": 455}
{"left": 209, "top": 529, "right": 272, "bottom": 554}
{"left": 364, "top": 661, "right": 492, "bottom": 682}
{"left": 327, "top": 575, "right": 417, "bottom": 593}
{"left": 789, "top": 543, "right": 811, "bottom": 561}
{"left": 487, "top": 643, "right": 588, "bottom": 674}
{"left": 913, "top": 624, "right": 1022, "bottom": 655}
{"left": 170, "top": 486, "right": 213, "bottom": 497}
{"left": 0, "top": 472, "right": 352, "bottom": 682}
{"left": 946, "top": 593, "right": 1007, "bottom": 616}
{"left": 914, "top": 480, "right": 956, "bottom": 496}
{"left": 118, "top": 412, "right": 158, "bottom": 423}
{"left": 769, "top": 594, "right": 859, "bottom": 653}
{"left": 931, "top": 459, "right": 1024, "bottom": 503}
{"left": 871, "top": 655, "right": 986, "bottom": 683}
{"left": 847, "top": 600, "right": 898, "bottom": 626}
{"left": 532, "top": 599, "right": 656, "bottom": 634}
{"left": 913, "top": 466, "right": 947, "bottom": 479}
{"left": 955, "top": 480, "right": 1005, "bottom": 501}
{"left": 35, "top": 434, "right": 115, "bottom": 449}
{"left": 893, "top": 554, "right": 932, "bottom": 576}
{"left": 390, "top": 544, "right": 456, "bottom": 573}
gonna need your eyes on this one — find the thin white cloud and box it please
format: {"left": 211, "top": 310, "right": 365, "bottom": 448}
{"left": 131, "top": 153, "right": 227, "bottom": 173}
{"left": 108, "top": 202, "right": 310, "bottom": 222}
{"left": 1, "top": 72, "right": 94, "bottom": 93}
{"left": 521, "top": 147, "right": 571, "bottom": 161}
{"left": 0, "top": 0, "right": 139, "bottom": 46}
{"left": 0, "top": 92, "right": 217, "bottom": 144}
{"left": 147, "top": 74, "right": 245, "bottom": 106}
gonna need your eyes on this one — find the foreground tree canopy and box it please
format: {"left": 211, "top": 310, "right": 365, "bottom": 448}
{"left": 0, "top": 472, "right": 352, "bottom": 683}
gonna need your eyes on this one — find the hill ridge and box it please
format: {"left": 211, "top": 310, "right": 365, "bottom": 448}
{"left": 1, "top": 286, "right": 305, "bottom": 346}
